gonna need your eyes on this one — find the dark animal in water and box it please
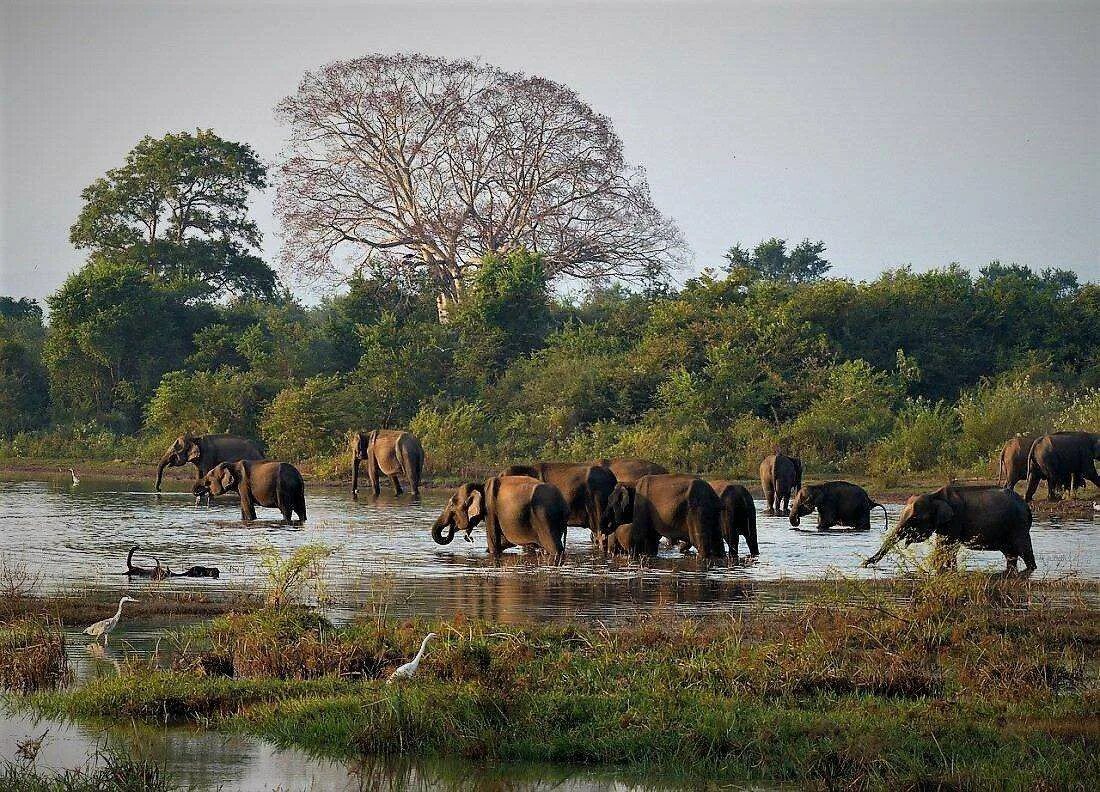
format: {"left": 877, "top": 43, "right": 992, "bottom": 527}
{"left": 124, "top": 546, "right": 220, "bottom": 579}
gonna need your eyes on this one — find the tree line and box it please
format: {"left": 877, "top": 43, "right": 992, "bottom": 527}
{"left": 2, "top": 54, "right": 1097, "bottom": 479}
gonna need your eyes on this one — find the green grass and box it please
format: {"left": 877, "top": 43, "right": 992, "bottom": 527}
{"left": 0, "top": 750, "right": 174, "bottom": 792}
{"left": 16, "top": 574, "right": 1100, "bottom": 789}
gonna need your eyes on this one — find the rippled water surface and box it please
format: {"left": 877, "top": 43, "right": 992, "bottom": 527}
{"left": 1, "top": 473, "right": 1096, "bottom": 621}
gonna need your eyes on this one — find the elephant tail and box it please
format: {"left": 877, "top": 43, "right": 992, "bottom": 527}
{"left": 871, "top": 501, "right": 889, "bottom": 533}
{"left": 275, "top": 465, "right": 286, "bottom": 516}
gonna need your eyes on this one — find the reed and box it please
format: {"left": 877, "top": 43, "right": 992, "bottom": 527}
{"left": 0, "top": 617, "right": 70, "bottom": 693}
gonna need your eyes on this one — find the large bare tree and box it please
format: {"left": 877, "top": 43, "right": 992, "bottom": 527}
{"left": 275, "top": 53, "right": 685, "bottom": 319}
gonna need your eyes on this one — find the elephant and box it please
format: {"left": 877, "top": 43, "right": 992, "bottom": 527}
{"left": 1024, "top": 431, "right": 1100, "bottom": 502}
{"left": 350, "top": 430, "right": 424, "bottom": 497}
{"left": 862, "top": 485, "right": 1035, "bottom": 575}
{"left": 707, "top": 480, "right": 759, "bottom": 559}
{"left": 193, "top": 460, "right": 307, "bottom": 523}
{"left": 155, "top": 433, "right": 263, "bottom": 491}
{"left": 431, "top": 476, "right": 567, "bottom": 559}
{"left": 998, "top": 435, "right": 1037, "bottom": 491}
{"left": 759, "top": 453, "right": 802, "bottom": 516}
{"left": 500, "top": 462, "right": 617, "bottom": 543}
{"left": 599, "top": 483, "right": 637, "bottom": 554}
{"left": 629, "top": 474, "right": 726, "bottom": 559}
{"left": 789, "top": 481, "right": 887, "bottom": 532}
{"left": 593, "top": 457, "right": 669, "bottom": 486}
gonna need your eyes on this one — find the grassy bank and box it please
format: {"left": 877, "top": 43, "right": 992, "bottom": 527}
{"left": 15, "top": 575, "right": 1099, "bottom": 789}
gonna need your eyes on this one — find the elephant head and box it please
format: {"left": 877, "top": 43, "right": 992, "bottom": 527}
{"left": 788, "top": 485, "right": 817, "bottom": 527}
{"left": 156, "top": 432, "right": 202, "bottom": 491}
{"left": 601, "top": 484, "right": 635, "bottom": 535}
{"left": 862, "top": 489, "right": 958, "bottom": 566}
{"left": 194, "top": 462, "right": 239, "bottom": 498}
{"left": 432, "top": 483, "right": 485, "bottom": 544}
{"left": 791, "top": 456, "right": 804, "bottom": 489}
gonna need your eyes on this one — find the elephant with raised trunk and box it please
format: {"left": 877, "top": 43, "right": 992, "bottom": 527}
{"left": 155, "top": 433, "right": 263, "bottom": 492}
{"left": 431, "top": 476, "right": 567, "bottom": 559}
{"left": 998, "top": 435, "right": 1037, "bottom": 491}
{"left": 629, "top": 474, "right": 726, "bottom": 559}
{"left": 193, "top": 460, "right": 307, "bottom": 524}
{"left": 760, "top": 452, "right": 802, "bottom": 516}
{"left": 1024, "top": 431, "right": 1100, "bottom": 502}
{"left": 862, "top": 485, "right": 1034, "bottom": 575}
{"left": 593, "top": 457, "right": 668, "bottom": 486}
{"left": 708, "top": 480, "right": 759, "bottom": 559}
{"left": 789, "top": 481, "right": 886, "bottom": 532}
{"left": 351, "top": 430, "right": 424, "bottom": 497}
{"left": 500, "top": 462, "right": 617, "bottom": 544}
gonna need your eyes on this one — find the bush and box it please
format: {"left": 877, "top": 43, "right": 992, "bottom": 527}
{"left": 955, "top": 375, "right": 1066, "bottom": 465}
{"left": 261, "top": 375, "right": 359, "bottom": 460}
{"left": 409, "top": 401, "right": 495, "bottom": 476}
{"left": 145, "top": 368, "right": 276, "bottom": 447}
{"left": 869, "top": 400, "right": 960, "bottom": 481}
{"left": 1058, "top": 388, "right": 1100, "bottom": 433}
{"left": 0, "top": 340, "right": 49, "bottom": 436}
{"left": 0, "top": 423, "right": 143, "bottom": 461}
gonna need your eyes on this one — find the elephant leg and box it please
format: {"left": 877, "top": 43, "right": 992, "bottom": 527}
{"left": 1046, "top": 479, "right": 1059, "bottom": 501}
{"left": 533, "top": 514, "right": 564, "bottom": 560}
{"left": 1023, "top": 471, "right": 1041, "bottom": 502}
{"left": 368, "top": 461, "right": 381, "bottom": 496}
{"left": 764, "top": 487, "right": 775, "bottom": 516}
{"left": 390, "top": 473, "right": 404, "bottom": 496}
{"left": 295, "top": 495, "right": 307, "bottom": 522}
{"left": 1016, "top": 534, "right": 1037, "bottom": 576}
{"left": 1083, "top": 467, "right": 1100, "bottom": 492}
{"left": 1003, "top": 552, "right": 1019, "bottom": 576}
{"left": 351, "top": 458, "right": 360, "bottom": 496}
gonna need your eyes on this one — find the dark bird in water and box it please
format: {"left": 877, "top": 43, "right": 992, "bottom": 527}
{"left": 124, "top": 546, "right": 220, "bottom": 579}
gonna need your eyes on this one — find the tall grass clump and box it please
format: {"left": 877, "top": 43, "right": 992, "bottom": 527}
{"left": 955, "top": 375, "right": 1066, "bottom": 466}
{"left": 257, "top": 542, "right": 332, "bottom": 609}
{"left": 0, "top": 617, "right": 70, "bottom": 692}
{"left": 409, "top": 401, "right": 495, "bottom": 477}
{"left": 868, "top": 399, "right": 959, "bottom": 485}
{"left": 1059, "top": 387, "right": 1100, "bottom": 433}
{"left": 0, "top": 747, "right": 175, "bottom": 792}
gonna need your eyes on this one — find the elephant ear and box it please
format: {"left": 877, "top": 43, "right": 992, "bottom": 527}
{"left": 219, "top": 466, "right": 235, "bottom": 490}
{"left": 467, "top": 488, "right": 484, "bottom": 522}
{"left": 932, "top": 499, "right": 955, "bottom": 528}
{"left": 186, "top": 439, "right": 202, "bottom": 462}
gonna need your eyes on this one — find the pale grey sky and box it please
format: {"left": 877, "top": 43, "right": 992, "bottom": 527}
{"left": 2, "top": 0, "right": 1097, "bottom": 303}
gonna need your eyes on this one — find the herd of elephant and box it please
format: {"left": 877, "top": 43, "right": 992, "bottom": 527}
{"left": 153, "top": 428, "right": 1100, "bottom": 576}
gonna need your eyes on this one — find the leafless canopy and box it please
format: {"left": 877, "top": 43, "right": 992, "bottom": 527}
{"left": 275, "top": 53, "right": 685, "bottom": 317}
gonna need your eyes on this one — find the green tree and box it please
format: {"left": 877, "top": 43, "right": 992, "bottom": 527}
{"left": 724, "top": 238, "right": 831, "bottom": 283}
{"left": 0, "top": 339, "right": 49, "bottom": 436}
{"left": 70, "top": 129, "right": 274, "bottom": 299}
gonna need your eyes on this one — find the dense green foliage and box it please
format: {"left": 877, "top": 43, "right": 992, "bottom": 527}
{"left": 3, "top": 131, "right": 1097, "bottom": 478}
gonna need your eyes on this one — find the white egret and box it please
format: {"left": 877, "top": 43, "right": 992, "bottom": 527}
{"left": 82, "top": 596, "right": 137, "bottom": 646}
{"left": 386, "top": 632, "right": 438, "bottom": 683}
{"left": 60, "top": 467, "right": 79, "bottom": 485}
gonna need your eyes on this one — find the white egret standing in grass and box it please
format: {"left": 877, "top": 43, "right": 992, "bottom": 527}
{"left": 82, "top": 596, "right": 137, "bottom": 646}
{"left": 387, "top": 632, "right": 437, "bottom": 683}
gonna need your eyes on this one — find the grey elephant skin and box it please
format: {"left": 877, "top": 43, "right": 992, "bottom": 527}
{"left": 759, "top": 453, "right": 803, "bottom": 515}
{"left": 155, "top": 433, "right": 263, "bottom": 491}
{"left": 592, "top": 457, "right": 668, "bottom": 486}
{"left": 862, "top": 485, "right": 1035, "bottom": 575}
{"left": 500, "top": 462, "right": 616, "bottom": 542}
{"left": 432, "top": 476, "right": 567, "bottom": 558}
{"left": 195, "top": 460, "right": 307, "bottom": 523}
{"left": 1024, "top": 431, "right": 1100, "bottom": 502}
{"left": 707, "top": 480, "right": 759, "bottom": 559}
{"left": 628, "top": 474, "right": 726, "bottom": 559}
{"left": 998, "top": 435, "right": 1037, "bottom": 491}
{"left": 351, "top": 429, "right": 424, "bottom": 496}
{"left": 789, "top": 481, "right": 886, "bottom": 532}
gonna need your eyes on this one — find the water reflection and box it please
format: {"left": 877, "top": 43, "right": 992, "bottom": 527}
{"left": 0, "top": 474, "right": 1095, "bottom": 623}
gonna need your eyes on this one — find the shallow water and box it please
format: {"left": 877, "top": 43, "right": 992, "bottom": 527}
{"left": 1, "top": 473, "right": 1096, "bottom": 622}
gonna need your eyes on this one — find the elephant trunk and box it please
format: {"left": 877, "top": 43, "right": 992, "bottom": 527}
{"left": 155, "top": 454, "right": 175, "bottom": 492}
{"left": 432, "top": 517, "right": 457, "bottom": 545}
{"left": 862, "top": 508, "right": 907, "bottom": 566}
{"left": 744, "top": 508, "right": 759, "bottom": 557}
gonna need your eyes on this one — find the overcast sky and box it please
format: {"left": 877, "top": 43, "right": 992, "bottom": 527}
{"left": 2, "top": 0, "right": 1097, "bottom": 303}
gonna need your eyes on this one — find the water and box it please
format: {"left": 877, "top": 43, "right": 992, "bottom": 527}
{"left": 1, "top": 473, "right": 1096, "bottom": 623}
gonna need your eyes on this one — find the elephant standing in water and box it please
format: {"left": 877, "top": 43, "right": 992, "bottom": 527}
{"left": 155, "top": 433, "right": 263, "bottom": 491}
{"left": 707, "top": 480, "right": 759, "bottom": 559}
{"left": 194, "top": 460, "right": 307, "bottom": 523}
{"left": 431, "top": 476, "right": 567, "bottom": 559}
{"left": 760, "top": 453, "right": 802, "bottom": 516}
{"left": 998, "top": 435, "right": 1037, "bottom": 491}
{"left": 1025, "top": 431, "right": 1100, "bottom": 502}
{"left": 593, "top": 458, "right": 668, "bottom": 486}
{"left": 628, "top": 474, "right": 726, "bottom": 559}
{"left": 789, "top": 481, "right": 886, "bottom": 531}
{"left": 500, "top": 462, "right": 616, "bottom": 544}
{"left": 862, "top": 485, "right": 1035, "bottom": 575}
{"left": 351, "top": 430, "right": 424, "bottom": 497}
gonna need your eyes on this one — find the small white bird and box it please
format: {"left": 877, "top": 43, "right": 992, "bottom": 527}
{"left": 82, "top": 596, "right": 137, "bottom": 646}
{"left": 387, "top": 632, "right": 437, "bottom": 684}
{"left": 60, "top": 467, "right": 79, "bottom": 485}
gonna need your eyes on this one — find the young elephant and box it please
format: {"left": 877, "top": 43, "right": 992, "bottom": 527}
{"left": 599, "top": 483, "right": 639, "bottom": 555}
{"left": 862, "top": 485, "right": 1035, "bottom": 575}
{"left": 707, "top": 481, "right": 759, "bottom": 559}
{"left": 759, "top": 453, "right": 802, "bottom": 516}
{"left": 194, "top": 460, "right": 307, "bottom": 523}
{"left": 789, "top": 481, "right": 887, "bottom": 532}
{"left": 350, "top": 429, "right": 424, "bottom": 497}
{"left": 998, "top": 435, "right": 1037, "bottom": 491}
{"left": 431, "top": 476, "right": 567, "bottom": 559}
{"left": 631, "top": 474, "right": 726, "bottom": 559}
